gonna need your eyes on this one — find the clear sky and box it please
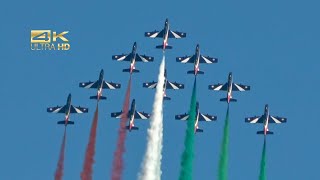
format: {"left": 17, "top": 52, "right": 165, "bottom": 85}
{"left": 1, "top": 0, "right": 319, "bottom": 179}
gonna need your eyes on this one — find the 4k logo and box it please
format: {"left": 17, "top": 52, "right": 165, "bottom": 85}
{"left": 31, "top": 30, "right": 70, "bottom": 51}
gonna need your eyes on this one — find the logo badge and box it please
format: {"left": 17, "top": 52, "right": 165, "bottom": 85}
{"left": 31, "top": 30, "right": 70, "bottom": 51}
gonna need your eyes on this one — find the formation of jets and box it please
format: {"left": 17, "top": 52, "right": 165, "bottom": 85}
{"left": 47, "top": 18, "right": 287, "bottom": 135}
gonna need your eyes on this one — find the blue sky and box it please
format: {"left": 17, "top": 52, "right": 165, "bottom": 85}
{"left": 1, "top": 0, "right": 319, "bottom": 179}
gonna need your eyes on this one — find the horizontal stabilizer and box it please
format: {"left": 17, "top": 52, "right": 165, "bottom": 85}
{"left": 187, "top": 70, "right": 204, "bottom": 75}
{"left": 196, "top": 129, "right": 204, "bottom": 133}
{"left": 126, "top": 126, "right": 139, "bottom": 130}
{"left": 257, "top": 131, "right": 274, "bottom": 135}
{"left": 156, "top": 45, "right": 173, "bottom": 49}
{"left": 122, "top": 69, "right": 140, "bottom": 73}
{"left": 220, "top": 98, "right": 237, "bottom": 102}
{"left": 90, "top": 96, "right": 107, "bottom": 100}
{"left": 57, "top": 120, "right": 74, "bottom": 125}
{"left": 163, "top": 96, "right": 171, "bottom": 100}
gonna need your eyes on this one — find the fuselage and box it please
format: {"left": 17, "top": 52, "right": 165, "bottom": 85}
{"left": 128, "top": 99, "right": 136, "bottom": 130}
{"left": 263, "top": 104, "right": 270, "bottom": 135}
{"left": 129, "top": 42, "right": 138, "bottom": 74}
{"left": 96, "top": 69, "right": 104, "bottom": 100}
{"left": 194, "top": 44, "right": 201, "bottom": 75}
{"left": 163, "top": 19, "right": 169, "bottom": 50}
{"left": 227, "top": 72, "right": 233, "bottom": 103}
{"left": 65, "top": 94, "right": 72, "bottom": 124}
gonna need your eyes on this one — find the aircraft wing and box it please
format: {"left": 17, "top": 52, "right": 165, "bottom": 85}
{"left": 175, "top": 113, "right": 189, "bottom": 121}
{"left": 199, "top": 113, "right": 217, "bottom": 121}
{"left": 166, "top": 81, "right": 184, "bottom": 90}
{"left": 112, "top": 53, "right": 132, "bottom": 61}
{"left": 70, "top": 105, "right": 88, "bottom": 114}
{"left": 47, "top": 105, "right": 68, "bottom": 113}
{"left": 103, "top": 81, "right": 121, "bottom": 89}
{"left": 136, "top": 54, "right": 154, "bottom": 62}
{"left": 232, "top": 83, "right": 250, "bottom": 91}
{"left": 143, "top": 81, "right": 158, "bottom": 89}
{"left": 208, "top": 83, "right": 228, "bottom": 91}
{"left": 79, "top": 81, "right": 99, "bottom": 89}
{"left": 145, "top": 29, "right": 164, "bottom": 38}
{"left": 245, "top": 116, "right": 264, "bottom": 123}
{"left": 269, "top": 115, "right": 287, "bottom": 123}
{"left": 176, "top": 55, "right": 196, "bottom": 63}
{"left": 199, "top": 55, "right": 218, "bottom": 64}
{"left": 111, "top": 111, "right": 123, "bottom": 118}
{"left": 134, "top": 111, "right": 151, "bottom": 119}
{"left": 168, "top": 30, "right": 186, "bottom": 38}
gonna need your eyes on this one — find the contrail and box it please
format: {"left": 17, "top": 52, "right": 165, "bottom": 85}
{"left": 80, "top": 104, "right": 99, "bottom": 180}
{"left": 138, "top": 55, "right": 165, "bottom": 180}
{"left": 179, "top": 78, "right": 197, "bottom": 180}
{"left": 111, "top": 76, "right": 132, "bottom": 180}
{"left": 54, "top": 127, "right": 67, "bottom": 180}
{"left": 218, "top": 106, "right": 230, "bottom": 180}
{"left": 259, "top": 137, "right": 267, "bottom": 180}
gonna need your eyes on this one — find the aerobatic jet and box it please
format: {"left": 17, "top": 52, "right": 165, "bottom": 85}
{"left": 112, "top": 42, "right": 154, "bottom": 74}
{"left": 208, "top": 72, "right": 250, "bottom": 103}
{"left": 245, "top": 104, "right": 287, "bottom": 136}
{"left": 175, "top": 102, "right": 217, "bottom": 133}
{"left": 176, "top": 44, "right": 218, "bottom": 75}
{"left": 111, "top": 99, "right": 150, "bottom": 131}
{"left": 79, "top": 69, "right": 121, "bottom": 101}
{"left": 142, "top": 69, "right": 184, "bottom": 100}
{"left": 145, "top": 18, "right": 186, "bottom": 50}
{"left": 47, "top": 94, "right": 88, "bottom": 126}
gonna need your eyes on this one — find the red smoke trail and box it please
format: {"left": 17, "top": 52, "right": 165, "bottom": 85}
{"left": 111, "top": 76, "right": 132, "bottom": 180}
{"left": 80, "top": 104, "right": 99, "bottom": 180}
{"left": 55, "top": 127, "right": 67, "bottom": 180}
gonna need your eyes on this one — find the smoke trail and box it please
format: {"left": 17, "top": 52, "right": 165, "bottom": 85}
{"left": 179, "top": 78, "right": 197, "bottom": 180}
{"left": 259, "top": 137, "right": 267, "bottom": 180}
{"left": 218, "top": 106, "right": 230, "bottom": 180}
{"left": 80, "top": 104, "right": 99, "bottom": 180}
{"left": 138, "top": 55, "right": 165, "bottom": 180}
{"left": 54, "top": 127, "right": 67, "bottom": 180}
{"left": 111, "top": 76, "right": 132, "bottom": 180}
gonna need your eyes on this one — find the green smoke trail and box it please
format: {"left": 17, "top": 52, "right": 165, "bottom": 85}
{"left": 179, "top": 78, "right": 197, "bottom": 180}
{"left": 218, "top": 106, "right": 230, "bottom": 180}
{"left": 259, "top": 137, "right": 267, "bottom": 180}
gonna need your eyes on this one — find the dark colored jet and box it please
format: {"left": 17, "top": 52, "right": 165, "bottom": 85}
{"left": 245, "top": 104, "right": 287, "bottom": 136}
{"left": 47, "top": 94, "right": 88, "bottom": 126}
{"left": 209, "top": 72, "right": 250, "bottom": 103}
{"left": 143, "top": 69, "right": 184, "bottom": 100}
{"left": 111, "top": 99, "right": 150, "bottom": 131}
{"left": 79, "top": 69, "right": 121, "bottom": 101}
{"left": 145, "top": 18, "right": 186, "bottom": 51}
{"left": 176, "top": 44, "right": 218, "bottom": 75}
{"left": 175, "top": 102, "right": 217, "bottom": 133}
{"left": 112, "top": 42, "right": 154, "bottom": 74}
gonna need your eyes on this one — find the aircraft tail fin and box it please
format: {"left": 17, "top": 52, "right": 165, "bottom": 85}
{"left": 90, "top": 95, "right": 107, "bottom": 100}
{"left": 122, "top": 69, "right": 140, "bottom": 73}
{"left": 163, "top": 96, "right": 171, "bottom": 100}
{"left": 126, "top": 126, "right": 139, "bottom": 131}
{"left": 187, "top": 70, "right": 204, "bottom": 75}
{"left": 196, "top": 129, "right": 204, "bottom": 133}
{"left": 220, "top": 98, "right": 237, "bottom": 102}
{"left": 257, "top": 130, "right": 274, "bottom": 135}
{"left": 57, "top": 120, "right": 74, "bottom": 125}
{"left": 156, "top": 45, "right": 172, "bottom": 49}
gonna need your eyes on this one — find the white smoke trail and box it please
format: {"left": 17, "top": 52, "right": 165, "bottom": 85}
{"left": 138, "top": 55, "right": 165, "bottom": 180}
